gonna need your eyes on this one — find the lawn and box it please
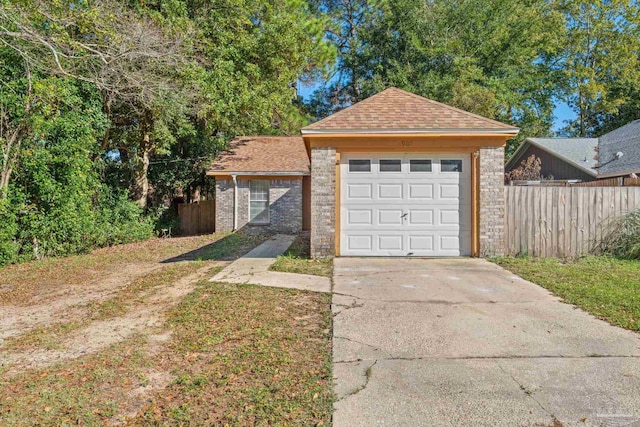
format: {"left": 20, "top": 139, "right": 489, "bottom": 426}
{"left": 270, "top": 234, "right": 333, "bottom": 278}
{"left": 494, "top": 256, "right": 640, "bottom": 332}
{"left": 0, "top": 232, "right": 334, "bottom": 425}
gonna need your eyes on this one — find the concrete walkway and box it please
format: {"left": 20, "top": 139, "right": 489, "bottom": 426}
{"left": 210, "top": 234, "right": 331, "bottom": 293}
{"left": 332, "top": 257, "right": 640, "bottom": 427}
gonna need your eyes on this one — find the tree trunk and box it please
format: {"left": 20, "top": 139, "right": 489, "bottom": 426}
{"left": 0, "top": 125, "right": 26, "bottom": 199}
{"left": 132, "top": 111, "right": 153, "bottom": 208}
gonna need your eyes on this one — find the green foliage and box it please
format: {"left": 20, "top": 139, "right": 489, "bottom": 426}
{"left": 597, "top": 209, "right": 640, "bottom": 259}
{"left": 0, "top": 78, "right": 153, "bottom": 266}
{"left": 556, "top": 0, "right": 640, "bottom": 137}
{"left": 309, "top": 0, "right": 564, "bottom": 155}
{"left": 0, "top": 0, "right": 332, "bottom": 265}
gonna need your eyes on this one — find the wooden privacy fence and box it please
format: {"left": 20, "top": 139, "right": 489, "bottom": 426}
{"left": 504, "top": 186, "right": 640, "bottom": 257}
{"left": 178, "top": 200, "right": 216, "bottom": 235}
{"left": 571, "top": 177, "right": 640, "bottom": 187}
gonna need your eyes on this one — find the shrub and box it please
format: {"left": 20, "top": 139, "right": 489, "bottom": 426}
{"left": 598, "top": 209, "right": 640, "bottom": 259}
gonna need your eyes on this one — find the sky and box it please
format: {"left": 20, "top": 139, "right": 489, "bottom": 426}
{"left": 298, "top": 81, "right": 576, "bottom": 134}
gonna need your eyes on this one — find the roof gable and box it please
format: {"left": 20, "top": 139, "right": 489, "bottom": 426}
{"left": 507, "top": 138, "right": 598, "bottom": 177}
{"left": 302, "top": 87, "right": 518, "bottom": 133}
{"left": 207, "top": 136, "right": 309, "bottom": 175}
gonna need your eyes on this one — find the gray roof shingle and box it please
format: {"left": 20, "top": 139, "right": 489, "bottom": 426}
{"left": 527, "top": 138, "right": 599, "bottom": 175}
{"left": 598, "top": 120, "right": 640, "bottom": 176}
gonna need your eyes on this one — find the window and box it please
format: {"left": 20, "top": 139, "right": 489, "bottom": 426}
{"left": 249, "top": 180, "right": 269, "bottom": 224}
{"left": 379, "top": 159, "right": 401, "bottom": 172}
{"left": 441, "top": 159, "right": 463, "bottom": 172}
{"left": 349, "top": 159, "right": 371, "bottom": 172}
{"left": 410, "top": 159, "right": 432, "bottom": 172}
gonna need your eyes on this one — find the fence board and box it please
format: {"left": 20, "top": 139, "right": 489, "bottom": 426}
{"left": 178, "top": 200, "right": 216, "bottom": 236}
{"left": 504, "top": 187, "right": 640, "bottom": 257}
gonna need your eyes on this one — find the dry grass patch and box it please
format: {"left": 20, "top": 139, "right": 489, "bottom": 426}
{"left": 0, "top": 282, "right": 333, "bottom": 426}
{"left": 0, "top": 231, "right": 269, "bottom": 306}
{"left": 3, "top": 322, "right": 84, "bottom": 351}
{"left": 86, "top": 262, "right": 206, "bottom": 320}
{"left": 133, "top": 281, "right": 333, "bottom": 426}
{"left": 270, "top": 234, "right": 333, "bottom": 278}
{"left": 0, "top": 336, "right": 152, "bottom": 426}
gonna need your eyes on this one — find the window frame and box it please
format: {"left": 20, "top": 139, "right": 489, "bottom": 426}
{"left": 348, "top": 159, "right": 372, "bottom": 173}
{"left": 248, "top": 180, "right": 270, "bottom": 225}
{"left": 409, "top": 159, "right": 433, "bottom": 173}
{"left": 378, "top": 158, "right": 402, "bottom": 173}
{"left": 440, "top": 159, "right": 463, "bottom": 173}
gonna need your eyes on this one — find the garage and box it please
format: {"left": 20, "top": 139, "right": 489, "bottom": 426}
{"left": 340, "top": 152, "right": 471, "bottom": 256}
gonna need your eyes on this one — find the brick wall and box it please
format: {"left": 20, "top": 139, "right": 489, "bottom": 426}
{"left": 215, "top": 178, "right": 302, "bottom": 234}
{"left": 479, "top": 146, "right": 506, "bottom": 256}
{"left": 215, "top": 178, "right": 234, "bottom": 232}
{"left": 310, "top": 147, "right": 336, "bottom": 258}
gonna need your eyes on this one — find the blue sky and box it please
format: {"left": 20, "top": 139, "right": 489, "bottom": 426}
{"left": 298, "top": 82, "right": 575, "bottom": 134}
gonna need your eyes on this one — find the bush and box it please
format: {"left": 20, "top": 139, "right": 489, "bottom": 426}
{"left": 0, "top": 80, "right": 154, "bottom": 267}
{"left": 598, "top": 209, "right": 640, "bottom": 259}
{"left": 94, "top": 189, "right": 155, "bottom": 247}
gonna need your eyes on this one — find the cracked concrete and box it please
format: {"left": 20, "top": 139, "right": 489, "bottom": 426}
{"left": 332, "top": 257, "right": 640, "bottom": 427}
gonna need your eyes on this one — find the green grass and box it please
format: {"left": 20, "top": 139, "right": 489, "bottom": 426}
{"left": 493, "top": 256, "right": 640, "bottom": 331}
{"left": 270, "top": 234, "right": 333, "bottom": 278}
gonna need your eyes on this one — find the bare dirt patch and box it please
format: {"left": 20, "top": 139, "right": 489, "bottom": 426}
{"left": 0, "top": 232, "right": 269, "bottom": 372}
{"left": 0, "top": 232, "right": 332, "bottom": 425}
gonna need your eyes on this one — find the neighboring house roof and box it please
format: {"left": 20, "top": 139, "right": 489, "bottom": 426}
{"left": 207, "top": 136, "right": 310, "bottom": 176}
{"left": 506, "top": 137, "right": 599, "bottom": 177}
{"left": 301, "top": 87, "right": 519, "bottom": 134}
{"left": 598, "top": 120, "right": 640, "bottom": 177}
{"left": 508, "top": 119, "right": 640, "bottom": 179}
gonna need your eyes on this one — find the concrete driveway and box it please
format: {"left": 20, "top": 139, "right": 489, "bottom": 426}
{"left": 332, "top": 258, "right": 640, "bottom": 427}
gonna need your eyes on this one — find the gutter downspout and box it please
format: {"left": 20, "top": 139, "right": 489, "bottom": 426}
{"left": 231, "top": 174, "right": 238, "bottom": 231}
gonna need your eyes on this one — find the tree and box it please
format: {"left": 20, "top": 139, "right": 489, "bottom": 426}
{"left": 0, "top": 1, "right": 196, "bottom": 207}
{"left": 309, "top": 0, "right": 564, "bottom": 155}
{"left": 306, "top": 0, "right": 370, "bottom": 116}
{"left": 505, "top": 155, "right": 543, "bottom": 183}
{"left": 555, "top": 0, "right": 640, "bottom": 137}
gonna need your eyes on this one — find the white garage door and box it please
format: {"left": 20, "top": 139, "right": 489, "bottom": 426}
{"left": 340, "top": 153, "right": 471, "bottom": 256}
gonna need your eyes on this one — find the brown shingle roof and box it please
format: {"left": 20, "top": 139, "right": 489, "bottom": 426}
{"left": 207, "top": 136, "right": 310, "bottom": 175}
{"left": 302, "top": 87, "right": 518, "bottom": 133}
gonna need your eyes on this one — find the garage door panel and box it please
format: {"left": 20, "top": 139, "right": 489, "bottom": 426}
{"left": 408, "top": 183, "right": 434, "bottom": 199}
{"left": 408, "top": 209, "right": 433, "bottom": 225}
{"left": 408, "top": 235, "right": 433, "bottom": 251}
{"left": 341, "top": 153, "right": 471, "bottom": 256}
{"left": 439, "top": 184, "right": 460, "bottom": 200}
{"left": 378, "top": 235, "right": 403, "bottom": 250}
{"left": 347, "top": 209, "right": 372, "bottom": 225}
{"left": 347, "top": 183, "right": 372, "bottom": 199}
{"left": 347, "top": 235, "right": 372, "bottom": 251}
{"left": 439, "top": 209, "right": 460, "bottom": 225}
{"left": 378, "top": 183, "right": 403, "bottom": 199}
{"left": 440, "top": 235, "right": 461, "bottom": 251}
{"left": 378, "top": 209, "right": 404, "bottom": 225}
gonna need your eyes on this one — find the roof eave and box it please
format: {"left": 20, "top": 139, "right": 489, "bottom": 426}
{"left": 597, "top": 168, "right": 640, "bottom": 179}
{"left": 206, "top": 171, "right": 310, "bottom": 177}
{"left": 301, "top": 128, "right": 519, "bottom": 135}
